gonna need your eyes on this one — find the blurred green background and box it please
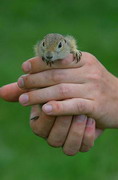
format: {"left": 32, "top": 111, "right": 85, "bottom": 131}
{"left": 0, "top": 0, "right": 118, "bottom": 179}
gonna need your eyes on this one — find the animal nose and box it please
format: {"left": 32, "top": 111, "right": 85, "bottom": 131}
{"left": 46, "top": 56, "right": 53, "bottom": 60}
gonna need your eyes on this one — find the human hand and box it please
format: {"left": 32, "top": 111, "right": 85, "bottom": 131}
{"left": 18, "top": 53, "right": 118, "bottom": 129}
{"left": 0, "top": 82, "right": 27, "bottom": 102}
{"left": 17, "top": 53, "right": 105, "bottom": 153}
{"left": 30, "top": 105, "right": 102, "bottom": 155}
{"left": 0, "top": 82, "right": 102, "bottom": 155}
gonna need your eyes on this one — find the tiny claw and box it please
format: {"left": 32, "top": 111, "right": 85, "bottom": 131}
{"left": 42, "top": 57, "right": 45, "bottom": 61}
{"left": 46, "top": 61, "right": 54, "bottom": 67}
{"left": 73, "top": 50, "right": 82, "bottom": 63}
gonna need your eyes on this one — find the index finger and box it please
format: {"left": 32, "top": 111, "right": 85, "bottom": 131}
{"left": 0, "top": 83, "right": 27, "bottom": 102}
{"left": 22, "top": 52, "right": 87, "bottom": 74}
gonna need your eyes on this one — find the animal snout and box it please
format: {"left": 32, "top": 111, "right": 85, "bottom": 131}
{"left": 46, "top": 55, "right": 53, "bottom": 60}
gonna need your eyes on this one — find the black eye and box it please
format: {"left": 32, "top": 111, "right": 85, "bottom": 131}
{"left": 42, "top": 41, "right": 45, "bottom": 47}
{"left": 58, "top": 42, "right": 62, "bottom": 48}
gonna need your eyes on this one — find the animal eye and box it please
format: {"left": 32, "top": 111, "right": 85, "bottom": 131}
{"left": 58, "top": 42, "right": 62, "bottom": 48}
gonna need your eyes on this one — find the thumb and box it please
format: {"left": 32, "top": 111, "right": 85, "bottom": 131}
{"left": 42, "top": 98, "right": 94, "bottom": 116}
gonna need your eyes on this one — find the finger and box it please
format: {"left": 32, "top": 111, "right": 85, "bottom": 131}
{"left": 19, "top": 84, "right": 89, "bottom": 106}
{"left": 95, "top": 128, "right": 103, "bottom": 139}
{"left": 0, "top": 83, "right": 27, "bottom": 102}
{"left": 22, "top": 52, "right": 91, "bottom": 74}
{"left": 30, "top": 105, "right": 56, "bottom": 138}
{"left": 17, "top": 67, "right": 86, "bottom": 89}
{"left": 47, "top": 116, "right": 72, "bottom": 147}
{"left": 80, "top": 118, "right": 95, "bottom": 152}
{"left": 42, "top": 98, "right": 94, "bottom": 116}
{"left": 30, "top": 105, "right": 41, "bottom": 120}
{"left": 63, "top": 115, "right": 87, "bottom": 156}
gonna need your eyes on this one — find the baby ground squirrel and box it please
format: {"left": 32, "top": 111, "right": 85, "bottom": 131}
{"left": 34, "top": 33, "right": 82, "bottom": 66}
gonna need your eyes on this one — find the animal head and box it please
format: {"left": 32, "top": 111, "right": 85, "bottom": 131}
{"left": 36, "top": 33, "right": 70, "bottom": 61}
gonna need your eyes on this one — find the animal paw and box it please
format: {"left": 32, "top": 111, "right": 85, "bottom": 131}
{"left": 72, "top": 50, "right": 82, "bottom": 63}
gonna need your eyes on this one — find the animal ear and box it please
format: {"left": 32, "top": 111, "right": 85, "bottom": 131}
{"left": 42, "top": 41, "right": 45, "bottom": 47}
{"left": 64, "top": 39, "right": 67, "bottom": 43}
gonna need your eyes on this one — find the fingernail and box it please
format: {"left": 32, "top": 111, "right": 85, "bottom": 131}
{"left": 19, "top": 94, "right": 29, "bottom": 105}
{"left": 30, "top": 116, "right": 39, "bottom": 121}
{"left": 87, "top": 118, "right": 94, "bottom": 126}
{"left": 42, "top": 104, "right": 53, "bottom": 113}
{"left": 17, "top": 78, "right": 24, "bottom": 88}
{"left": 22, "top": 61, "right": 31, "bottom": 72}
{"left": 74, "top": 115, "right": 87, "bottom": 122}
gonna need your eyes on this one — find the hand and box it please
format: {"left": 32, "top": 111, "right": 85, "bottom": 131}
{"left": 0, "top": 82, "right": 26, "bottom": 102}
{"left": 0, "top": 82, "right": 102, "bottom": 155}
{"left": 1, "top": 54, "right": 104, "bottom": 155}
{"left": 30, "top": 105, "right": 102, "bottom": 155}
{"left": 18, "top": 53, "right": 118, "bottom": 129}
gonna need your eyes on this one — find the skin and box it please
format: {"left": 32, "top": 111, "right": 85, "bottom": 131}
{"left": 0, "top": 82, "right": 101, "bottom": 155}
{"left": 0, "top": 53, "right": 104, "bottom": 156}
{"left": 17, "top": 52, "right": 118, "bottom": 129}
{"left": 0, "top": 83, "right": 26, "bottom": 102}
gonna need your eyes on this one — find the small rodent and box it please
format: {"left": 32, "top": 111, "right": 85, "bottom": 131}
{"left": 34, "top": 33, "right": 82, "bottom": 66}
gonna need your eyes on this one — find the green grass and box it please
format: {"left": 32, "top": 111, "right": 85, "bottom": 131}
{"left": 0, "top": 0, "right": 118, "bottom": 179}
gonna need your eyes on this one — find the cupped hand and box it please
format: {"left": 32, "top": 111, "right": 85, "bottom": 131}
{"left": 0, "top": 82, "right": 102, "bottom": 155}
{"left": 18, "top": 53, "right": 105, "bottom": 154}
{"left": 30, "top": 105, "right": 102, "bottom": 155}
{"left": 0, "top": 52, "right": 105, "bottom": 155}
{"left": 18, "top": 52, "right": 118, "bottom": 129}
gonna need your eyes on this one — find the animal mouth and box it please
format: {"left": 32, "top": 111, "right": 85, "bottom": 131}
{"left": 42, "top": 56, "right": 53, "bottom": 62}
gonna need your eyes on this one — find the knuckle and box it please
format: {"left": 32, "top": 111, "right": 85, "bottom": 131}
{"left": 76, "top": 101, "right": 85, "bottom": 113}
{"left": 87, "top": 68, "right": 102, "bottom": 82}
{"left": 50, "top": 100, "right": 63, "bottom": 113}
{"left": 77, "top": 131, "right": 84, "bottom": 137}
{"left": 72, "top": 129, "right": 83, "bottom": 138}
{"left": 21, "top": 74, "right": 34, "bottom": 88}
{"left": 51, "top": 70, "right": 64, "bottom": 83}
{"left": 93, "top": 71, "right": 102, "bottom": 82}
{"left": 88, "top": 73, "right": 100, "bottom": 82}
{"left": 58, "top": 84, "right": 70, "bottom": 98}
{"left": 22, "top": 74, "right": 29, "bottom": 84}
